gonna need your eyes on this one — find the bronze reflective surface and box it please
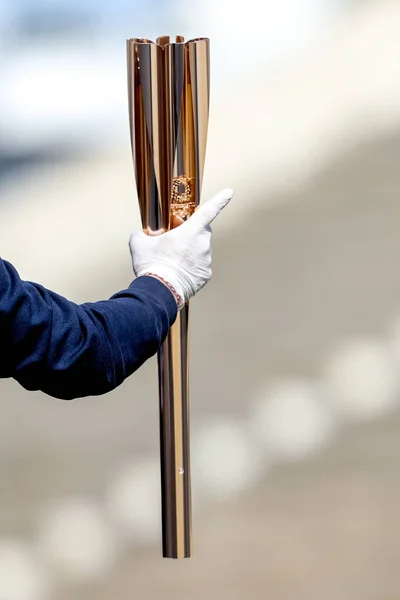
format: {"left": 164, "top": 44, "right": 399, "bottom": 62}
{"left": 127, "top": 36, "right": 210, "bottom": 558}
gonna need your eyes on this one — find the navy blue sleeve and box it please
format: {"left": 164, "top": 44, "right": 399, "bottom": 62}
{"left": 0, "top": 258, "right": 177, "bottom": 400}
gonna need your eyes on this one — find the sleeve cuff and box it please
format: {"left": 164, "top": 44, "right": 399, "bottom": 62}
{"left": 128, "top": 275, "right": 178, "bottom": 323}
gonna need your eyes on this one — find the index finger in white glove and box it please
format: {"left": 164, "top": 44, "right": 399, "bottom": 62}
{"left": 185, "top": 188, "right": 234, "bottom": 231}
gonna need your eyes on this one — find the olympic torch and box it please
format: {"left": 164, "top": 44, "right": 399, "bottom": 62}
{"left": 126, "top": 36, "right": 210, "bottom": 558}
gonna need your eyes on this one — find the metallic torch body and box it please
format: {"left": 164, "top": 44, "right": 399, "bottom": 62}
{"left": 126, "top": 36, "right": 210, "bottom": 559}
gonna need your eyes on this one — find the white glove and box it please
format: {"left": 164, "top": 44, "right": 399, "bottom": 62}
{"left": 129, "top": 188, "right": 234, "bottom": 308}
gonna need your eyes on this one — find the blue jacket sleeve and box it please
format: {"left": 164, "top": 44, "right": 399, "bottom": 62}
{"left": 0, "top": 258, "right": 177, "bottom": 400}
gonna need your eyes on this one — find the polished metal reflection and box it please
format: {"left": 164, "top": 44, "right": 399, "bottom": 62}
{"left": 127, "top": 35, "right": 210, "bottom": 558}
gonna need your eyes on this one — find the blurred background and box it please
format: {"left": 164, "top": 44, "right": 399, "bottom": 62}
{"left": 1, "top": 0, "right": 400, "bottom": 598}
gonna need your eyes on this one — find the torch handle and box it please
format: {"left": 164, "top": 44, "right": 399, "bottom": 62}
{"left": 158, "top": 302, "right": 192, "bottom": 558}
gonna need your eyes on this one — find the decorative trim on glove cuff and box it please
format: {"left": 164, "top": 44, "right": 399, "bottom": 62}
{"left": 142, "top": 272, "right": 183, "bottom": 308}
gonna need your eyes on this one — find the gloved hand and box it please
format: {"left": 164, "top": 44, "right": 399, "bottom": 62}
{"left": 129, "top": 188, "right": 234, "bottom": 308}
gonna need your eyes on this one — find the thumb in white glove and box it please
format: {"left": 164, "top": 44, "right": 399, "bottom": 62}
{"left": 129, "top": 188, "right": 234, "bottom": 308}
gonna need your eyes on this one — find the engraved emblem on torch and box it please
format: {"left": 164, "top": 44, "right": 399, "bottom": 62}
{"left": 171, "top": 177, "right": 195, "bottom": 220}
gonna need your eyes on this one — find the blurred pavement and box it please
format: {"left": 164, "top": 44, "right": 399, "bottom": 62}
{"left": 1, "top": 128, "right": 400, "bottom": 599}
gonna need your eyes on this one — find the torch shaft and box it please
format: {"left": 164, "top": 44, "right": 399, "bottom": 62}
{"left": 159, "top": 304, "right": 191, "bottom": 557}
